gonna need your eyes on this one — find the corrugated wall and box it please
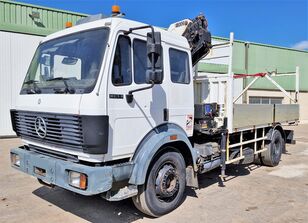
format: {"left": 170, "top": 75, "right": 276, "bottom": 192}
{"left": 0, "top": 0, "right": 87, "bottom": 136}
{"left": 0, "top": 31, "right": 43, "bottom": 136}
{"left": 0, "top": 0, "right": 86, "bottom": 36}
{"left": 0, "top": 31, "right": 12, "bottom": 136}
{"left": 199, "top": 36, "right": 308, "bottom": 91}
{"left": 246, "top": 44, "right": 308, "bottom": 91}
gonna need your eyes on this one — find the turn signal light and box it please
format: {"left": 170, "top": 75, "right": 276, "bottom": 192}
{"left": 65, "top": 21, "right": 73, "bottom": 28}
{"left": 68, "top": 171, "right": 87, "bottom": 190}
{"left": 11, "top": 153, "right": 20, "bottom": 167}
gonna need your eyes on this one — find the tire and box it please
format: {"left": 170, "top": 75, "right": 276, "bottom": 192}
{"left": 132, "top": 151, "right": 186, "bottom": 217}
{"left": 253, "top": 154, "right": 262, "bottom": 165}
{"left": 261, "top": 130, "right": 284, "bottom": 167}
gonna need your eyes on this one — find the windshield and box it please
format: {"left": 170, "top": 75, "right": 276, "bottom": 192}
{"left": 21, "top": 28, "right": 109, "bottom": 94}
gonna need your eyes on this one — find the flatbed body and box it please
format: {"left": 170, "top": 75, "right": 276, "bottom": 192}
{"left": 233, "top": 104, "right": 299, "bottom": 130}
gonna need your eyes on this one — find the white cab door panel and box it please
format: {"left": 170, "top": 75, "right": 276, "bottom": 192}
{"left": 107, "top": 34, "right": 168, "bottom": 160}
{"left": 167, "top": 47, "right": 194, "bottom": 136}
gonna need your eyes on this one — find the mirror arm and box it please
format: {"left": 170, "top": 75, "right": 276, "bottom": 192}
{"left": 123, "top": 25, "right": 155, "bottom": 43}
{"left": 126, "top": 81, "right": 155, "bottom": 103}
{"left": 123, "top": 25, "right": 161, "bottom": 104}
{"left": 124, "top": 25, "right": 160, "bottom": 76}
{"left": 124, "top": 25, "right": 156, "bottom": 70}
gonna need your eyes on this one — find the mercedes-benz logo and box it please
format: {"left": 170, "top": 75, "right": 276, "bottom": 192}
{"left": 34, "top": 117, "right": 47, "bottom": 138}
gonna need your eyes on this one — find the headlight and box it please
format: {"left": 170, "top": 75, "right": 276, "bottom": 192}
{"left": 11, "top": 153, "right": 20, "bottom": 167}
{"left": 68, "top": 171, "right": 87, "bottom": 190}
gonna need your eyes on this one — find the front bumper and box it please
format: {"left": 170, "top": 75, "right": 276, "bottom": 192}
{"left": 10, "top": 147, "right": 133, "bottom": 196}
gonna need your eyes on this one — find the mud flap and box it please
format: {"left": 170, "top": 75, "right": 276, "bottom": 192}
{"left": 186, "top": 166, "right": 199, "bottom": 188}
{"left": 230, "top": 147, "right": 254, "bottom": 165}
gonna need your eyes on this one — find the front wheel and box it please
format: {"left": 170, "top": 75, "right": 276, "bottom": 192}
{"left": 132, "top": 151, "right": 186, "bottom": 217}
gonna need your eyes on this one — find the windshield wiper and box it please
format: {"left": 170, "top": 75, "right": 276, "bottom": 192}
{"left": 46, "top": 77, "right": 75, "bottom": 94}
{"left": 24, "top": 80, "right": 41, "bottom": 94}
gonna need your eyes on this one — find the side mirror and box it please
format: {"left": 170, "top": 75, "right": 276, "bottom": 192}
{"left": 124, "top": 27, "right": 164, "bottom": 104}
{"left": 146, "top": 70, "right": 163, "bottom": 84}
{"left": 146, "top": 31, "right": 163, "bottom": 84}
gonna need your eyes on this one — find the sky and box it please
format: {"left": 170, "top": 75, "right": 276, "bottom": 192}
{"left": 17, "top": 0, "right": 308, "bottom": 50}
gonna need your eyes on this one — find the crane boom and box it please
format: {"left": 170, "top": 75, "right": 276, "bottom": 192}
{"left": 168, "top": 15, "right": 212, "bottom": 66}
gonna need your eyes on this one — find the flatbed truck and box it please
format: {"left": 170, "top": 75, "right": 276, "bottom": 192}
{"left": 10, "top": 9, "right": 299, "bottom": 217}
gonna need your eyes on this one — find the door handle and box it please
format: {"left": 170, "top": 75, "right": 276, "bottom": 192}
{"left": 163, "top": 108, "right": 169, "bottom": 122}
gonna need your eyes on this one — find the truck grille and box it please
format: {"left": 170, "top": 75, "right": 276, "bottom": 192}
{"left": 12, "top": 110, "right": 84, "bottom": 150}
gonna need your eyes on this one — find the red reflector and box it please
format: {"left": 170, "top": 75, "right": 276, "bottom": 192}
{"left": 170, "top": 135, "right": 177, "bottom": 140}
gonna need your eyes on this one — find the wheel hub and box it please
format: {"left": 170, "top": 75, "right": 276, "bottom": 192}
{"left": 155, "top": 164, "right": 179, "bottom": 198}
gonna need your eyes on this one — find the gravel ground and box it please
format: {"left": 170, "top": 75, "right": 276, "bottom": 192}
{"left": 0, "top": 124, "right": 307, "bottom": 223}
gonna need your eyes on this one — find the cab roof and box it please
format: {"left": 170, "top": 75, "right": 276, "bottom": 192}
{"left": 41, "top": 17, "right": 190, "bottom": 50}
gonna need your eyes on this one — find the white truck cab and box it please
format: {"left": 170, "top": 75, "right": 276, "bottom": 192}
{"left": 10, "top": 13, "right": 298, "bottom": 217}
{"left": 13, "top": 17, "right": 194, "bottom": 162}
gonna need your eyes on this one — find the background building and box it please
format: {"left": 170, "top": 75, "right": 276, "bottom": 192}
{"left": 198, "top": 37, "right": 308, "bottom": 122}
{"left": 0, "top": 0, "right": 307, "bottom": 137}
{"left": 0, "top": 0, "right": 86, "bottom": 136}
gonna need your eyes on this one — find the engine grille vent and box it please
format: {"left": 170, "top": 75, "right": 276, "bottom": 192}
{"left": 12, "top": 110, "right": 84, "bottom": 151}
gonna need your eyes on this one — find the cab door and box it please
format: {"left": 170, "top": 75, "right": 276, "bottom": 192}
{"left": 167, "top": 47, "right": 194, "bottom": 136}
{"left": 107, "top": 34, "right": 168, "bottom": 160}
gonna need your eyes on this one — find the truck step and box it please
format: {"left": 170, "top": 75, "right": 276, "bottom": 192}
{"left": 102, "top": 185, "right": 138, "bottom": 201}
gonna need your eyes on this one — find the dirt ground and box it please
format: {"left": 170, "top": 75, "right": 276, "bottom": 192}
{"left": 0, "top": 124, "right": 307, "bottom": 223}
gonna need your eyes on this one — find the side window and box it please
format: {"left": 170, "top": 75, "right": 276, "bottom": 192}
{"left": 169, "top": 48, "right": 190, "bottom": 84}
{"left": 133, "top": 39, "right": 147, "bottom": 84}
{"left": 112, "top": 36, "right": 132, "bottom": 86}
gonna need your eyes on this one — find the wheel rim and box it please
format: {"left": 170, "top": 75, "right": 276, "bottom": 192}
{"left": 155, "top": 162, "right": 179, "bottom": 203}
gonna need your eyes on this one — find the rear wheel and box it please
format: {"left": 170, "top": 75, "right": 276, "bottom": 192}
{"left": 260, "top": 130, "right": 284, "bottom": 167}
{"left": 132, "top": 151, "right": 186, "bottom": 217}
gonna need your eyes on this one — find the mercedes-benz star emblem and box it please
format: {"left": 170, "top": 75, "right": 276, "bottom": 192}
{"left": 34, "top": 117, "right": 47, "bottom": 138}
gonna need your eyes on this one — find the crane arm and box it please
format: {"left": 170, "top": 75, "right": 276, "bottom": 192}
{"left": 168, "top": 15, "right": 212, "bottom": 66}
